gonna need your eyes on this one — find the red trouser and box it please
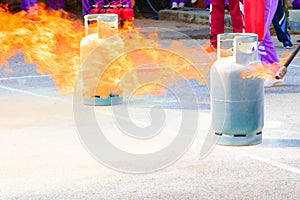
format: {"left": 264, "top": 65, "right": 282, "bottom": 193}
{"left": 210, "top": 0, "right": 243, "bottom": 47}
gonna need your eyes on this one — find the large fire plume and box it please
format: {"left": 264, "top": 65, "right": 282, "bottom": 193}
{"left": 3, "top": 3, "right": 284, "bottom": 99}
{"left": 79, "top": 28, "right": 212, "bottom": 98}
{"left": 1, "top": 3, "right": 212, "bottom": 98}
{"left": 0, "top": 3, "right": 84, "bottom": 94}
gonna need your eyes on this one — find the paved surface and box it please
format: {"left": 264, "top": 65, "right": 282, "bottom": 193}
{"left": 158, "top": 8, "right": 232, "bottom": 28}
{"left": 0, "top": 17, "right": 300, "bottom": 199}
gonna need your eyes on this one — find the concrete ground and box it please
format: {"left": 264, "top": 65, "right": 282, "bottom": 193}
{"left": 0, "top": 17, "right": 300, "bottom": 199}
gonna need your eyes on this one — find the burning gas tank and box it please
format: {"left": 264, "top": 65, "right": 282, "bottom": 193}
{"left": 210, "top": 33, "right": 264, "bottom": 145}
{"left": 80, "top": 14, "right": 123, "bottom": 106}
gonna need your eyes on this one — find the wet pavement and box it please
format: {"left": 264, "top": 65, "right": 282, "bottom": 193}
{"left": 0, "top": 17, "right": 300, "bottom": 199}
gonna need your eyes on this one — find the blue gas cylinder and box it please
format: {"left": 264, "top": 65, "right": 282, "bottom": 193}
{"left": 210, "top": 33, "right": 264, "bottom": 145}
{"left": 80, "top": 14, "right": 123, "bottom": 106}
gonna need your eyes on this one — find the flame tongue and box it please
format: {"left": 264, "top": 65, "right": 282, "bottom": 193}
{"left": 2, "top": 4, "right": 291, "bottom": 97}
{"left": 0, "top": 3, "right": 84, "bottom": 95}
{"left": 80, "top": 31, "right": 211, "bottom": 98}
{"left": 1, "top": 5, "right": 212, "bottom": 97}
{"left": 240, "top": 62, "right": 282, "bottom": 79}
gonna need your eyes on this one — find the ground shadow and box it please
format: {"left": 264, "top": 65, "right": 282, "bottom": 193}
{"left": 259, "top": 138, "right": 300, "bottom": 148}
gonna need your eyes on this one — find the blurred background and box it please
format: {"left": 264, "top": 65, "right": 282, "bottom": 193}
{"left": 0, "top": 0, "right": 174, "bottom": 18}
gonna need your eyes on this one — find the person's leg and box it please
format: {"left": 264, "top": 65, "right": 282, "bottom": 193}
{"left": 259, "top": 0, "right": 279, "bottom": 64}
{"left": 224, "top": 0, "right": 229, "bottom": 12}
{"left": 109, "top": 0, "right": 118, "bottom": 5}
{"left": 82, "top": 0, "right": 95, "bottom": 15}
{"left": 170, "top": 0, "right": 180, "bottom": 9}
{"left": 179, "top": 0, "right": 187, "bottom": 7}
{"left": 179, "top": 0, "right": 187, "bottom": 6}
{"left": 95, "top": 0, "right": 106, "bottom": 7}
{"left": 272, "top": 0, "right": 292, "bottom": 47}
{"left": 239, "top": 0, "right": 244, "bottom": 18}
{"left": 21, "top": 0, "right": 37, "bottom": 11}
{"left": 48, "top": 0, "right": 56, "bottom": 10}
{"left": 57, "top": 0, "right": 65, "bottom": 9}
{"left": 293, "top": 0, "right": 300, "bottom": 9}
{"left": 123, "top": 0, "right": 133, "bottom": 7}
{"left": 210, "top": 0, "right": 225, "bottom": 48}
{"left": 205, "top": 0, "right": 210, "bottom": 10}
{"left": 228, "top": 0, "right": 243, "bottom": 33}
{"left": 261, "top": 0, "right": 285, "bottom": 87}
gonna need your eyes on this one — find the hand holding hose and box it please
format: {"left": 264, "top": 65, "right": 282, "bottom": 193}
{"left": 275, "top": 44, "right": 300, "bottom": 79}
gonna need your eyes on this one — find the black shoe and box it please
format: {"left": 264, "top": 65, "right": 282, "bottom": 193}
{"left": 283, "top": 41, "right": 293, "bottom": 49}
{"left": 171, "top": 2, "right": 178, "bottom": 10}
{"left": 224, "top": 5, "right": 229, "bottom": 12}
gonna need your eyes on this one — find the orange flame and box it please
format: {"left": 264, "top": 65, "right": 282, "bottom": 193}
{"left": 0, "top": 3, "right": 84, "bottom": 95}
{"left": 1, "top": 4, "right": 212, "bottom": 98}
{"left": 80, "top": 30, "right": 212, "bottom": 98}
{"left": 240, "top": 59, "right": 286, "bottom": 80}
